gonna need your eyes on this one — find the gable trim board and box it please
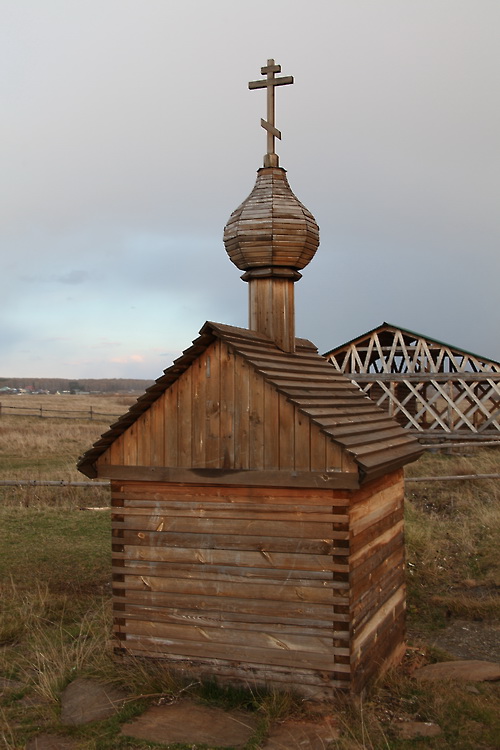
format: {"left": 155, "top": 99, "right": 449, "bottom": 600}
{"left": 78, "top": 322, "right": 422, "bottom": 484}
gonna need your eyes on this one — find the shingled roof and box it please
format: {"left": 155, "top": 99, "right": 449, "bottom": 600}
{"left": 78, "top": 321, "right": 423, "bottom": 482}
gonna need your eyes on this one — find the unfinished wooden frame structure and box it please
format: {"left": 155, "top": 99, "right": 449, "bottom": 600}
{"left": 325, "top": 323, "right": 500, "bottom": 440}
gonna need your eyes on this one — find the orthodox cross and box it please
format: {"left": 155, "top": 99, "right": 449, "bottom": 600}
{"left": 248, "top": 59, "right": 293, "bottom": 167}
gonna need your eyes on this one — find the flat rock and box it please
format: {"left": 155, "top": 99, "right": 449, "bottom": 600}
{"left": 393, "top": 721, "right": 442, "bottom": 739}
{"left": 262, "top": 718, "right": 340, "bottom": 749}
{"left": 60, "top": 678, "right": 126, "bottom": 725}
{"left": 25, "top": 735, "right": 79, "bottom": 750}
{"left": 414, "top": 660, "right": 500, "bottom": 682}
{"left": 121, "top": 699, "right": 259, "bottom": 748}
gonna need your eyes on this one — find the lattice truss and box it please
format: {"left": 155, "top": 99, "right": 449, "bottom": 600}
{"left": 326, "top": 323, "right": 500, "bottom": 436}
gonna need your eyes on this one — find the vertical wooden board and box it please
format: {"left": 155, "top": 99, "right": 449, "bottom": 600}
{"left": 97, "top": 445, "right": 111, "bottom": 467}
{"left": 248, "top": 367, "right": 265, "bottom": 468}
{"left": 205, "top": 341, "right": 222, "bottom": 469}
{"left": 263, "top": 382, "right": 279, "bottom": 470}
{"left": 108, "top": 436, "right": 124, "bottom": 466}
{"left": 309, "top": 422, "right": 327, "bottom": 472}
{"left": 233, "top": 356, "right": 250, "bottom": 469}
{"left": 326, "top": 439, "right": 345, "bottom": 473}
{"left": 123, "top": 422, "right": 138, "bottom": 466}
{"left": 163, "top": 383, "right": 178, "bottom": 467}
{"left": 219, "top": 342, "right": 235, "bottom": 469}
{"left": 177, "top": 367, "right": 193, "bottom": 467}
{"left": 191, "top": 352, "right": 207, "bottom": 468}
{"left": 278, "top": 393, "right": 295, "bottom": 470}
{"left": 136, "top": 410, "right": 152, "bottom": 466}
{"left": 294, "top": 408, "right": 311, "bottom": 471}
{"left": 150, "top": 394, "right": 166, "bottom": 467}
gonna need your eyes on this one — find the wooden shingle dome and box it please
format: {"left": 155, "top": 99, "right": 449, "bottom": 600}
{"left": 223, "top": 166, "right": 319, "bottom": 277}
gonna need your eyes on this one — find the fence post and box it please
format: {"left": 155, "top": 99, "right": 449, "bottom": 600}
{"left": 40, "top": 405, "right": 43, "bottom": 418}
{"left": 90, "top": 406, "right": 93, "bottom": 420}
{"left": 0, "top": 402, "right": 2, "bottom": 418}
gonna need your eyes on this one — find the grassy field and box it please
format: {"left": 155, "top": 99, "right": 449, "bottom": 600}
{"left": 0, "top": 396, "right": 499, "bottom": 749}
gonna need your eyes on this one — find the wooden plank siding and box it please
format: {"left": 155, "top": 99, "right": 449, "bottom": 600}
{"left": 96, "top": 340, "right": 358, "bottom": 477}
{"left": 348, "top": 471, "right": 406, "bottom": 692}
{"left": 111, "top": 481, "right": 352, "bottom": 695}
{"left": 110, "top": 471, "right": 406, "bottom": 695}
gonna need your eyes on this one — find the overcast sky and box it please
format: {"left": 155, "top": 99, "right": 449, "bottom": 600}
{"left": 2, "top": 0, "right": 499, "bottom": 379}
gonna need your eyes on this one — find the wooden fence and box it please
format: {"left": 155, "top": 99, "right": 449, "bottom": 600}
{"left": 0, "top": 402, "right": 122, "bottom": 421}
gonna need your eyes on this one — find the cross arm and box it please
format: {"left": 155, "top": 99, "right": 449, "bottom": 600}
{"left": 248, "top": 75, "right": 294, "bottom": 90}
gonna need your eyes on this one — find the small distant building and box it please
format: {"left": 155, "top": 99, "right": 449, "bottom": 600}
{"left": 325, "top": 322, "right": 500, "bottom": 440}
{"left": 78, "top": 61, "right": 422, "bottom": 696}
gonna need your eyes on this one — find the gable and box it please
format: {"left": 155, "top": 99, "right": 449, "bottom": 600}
{"left": 95, "top": 338, "right": 356, "bottom": 477}
{"left": 79, "top": 322, "right": 423, "bottom": 483}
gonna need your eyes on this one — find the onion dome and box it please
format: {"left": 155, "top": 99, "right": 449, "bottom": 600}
{"left": 223, "top": 166, "right": 320, "bottom": 279}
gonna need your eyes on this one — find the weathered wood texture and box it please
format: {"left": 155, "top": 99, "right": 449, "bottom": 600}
{"left": 223, "top": 167, "right": 319, "bottom": 274}
{"left": 81, "top": 323, "right": 421, "bottom": 482}
{"left": 223, "top": 166, "right": 320, "bottom": 351}
{"left": 96, "top": 338, "right": 355, "bottom": 477}
{"left": 326, "top": 322, "right": 500, "bottom": 438}
{"left": 112, "top": 481, "right": 352, "bottom": 695}
{"left": 348, "top": 470, "right": 406, "bottom": 691}
{"left": 248, "top": 276, "right": 296, "bottom": 353}
{"left": 111, "top": 471, "right": 405, "bottom": 696}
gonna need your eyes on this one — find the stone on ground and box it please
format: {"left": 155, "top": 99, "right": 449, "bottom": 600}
{"left": 414, "top": 660, "right": 500, "bottom": 682}
{"left": 60, "top": 677, "right": 126, "bottom": 725}
{"left": 121, "top": 699, "right": 259, "bottom": 747}
{"left": 393, "top": 721, "right": 442, "bottom": 739}
{"left": 262, "top": 718, "right": 339, "bottom": 749}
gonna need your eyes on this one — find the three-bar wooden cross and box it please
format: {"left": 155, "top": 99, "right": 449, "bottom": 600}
{"left": 248, "top": 59, "right": 293, "bottom": 167}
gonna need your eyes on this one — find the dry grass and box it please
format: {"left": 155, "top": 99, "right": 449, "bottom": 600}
{"left": 405, "top": 446, "right": 500, "bottom": 627}
{"left": 0, "top": 409, "right": 499, "bottom": 748}
{"left": 0, "top": 394, "right": 131, "bottom": 481}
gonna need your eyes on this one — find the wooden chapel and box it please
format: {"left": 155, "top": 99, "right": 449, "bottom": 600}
{"left": 78, "top": 60, "right": 423, "bottom": 697}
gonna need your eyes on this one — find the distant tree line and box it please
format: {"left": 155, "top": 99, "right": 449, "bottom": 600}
{"left": 0, "top": 378, "right": 154, "bottom": 394}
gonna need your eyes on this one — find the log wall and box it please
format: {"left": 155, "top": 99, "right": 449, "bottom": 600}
{"left": 110, "top": 470, "right": 405, "bottom": 696}
{"left": 349, "top": 470, "right": 406, "bottom": 691}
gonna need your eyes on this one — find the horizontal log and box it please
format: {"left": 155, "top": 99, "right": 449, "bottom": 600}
{"left": 111, "top": 563, "right": 335, "bottom": 587}
{"left": 114, "top": 619, "right": 346, "bottom": 655}
{"left": 117, "top": 648, "right": 350, "bottom": 691}
{"left": 112, "top": 504, "right": 348, "bottom": 522}
{"left": 113, "top": 591, "right": 339, "bottom": 620}
{"left": 349, "top": 524, "right": 404, "bottom": 568}
{"left": 115, "top": 604, "right": 347, "bottom": 635}
{"left": 117, "top": 530, "right": 351, "bottom": 554}
{"left": 351, "top": 587, "right": 405, "bottom": 655}
{"left": 116, "top": 546, "right": 350, "bottom": 572}
{"left": 115, "top": 575, "right": 341, "bottom": 604}
{"left": 112, "top": 516, "right": 345, "bottom": 539}
{"left": 102, "top": 465, "right": 359, "bottom": 489}
{"left": 112, "top": 486, "right": 350, "bottom": 507}
{"left": 117, "top": 634, "right": 341, "bottom": 671}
